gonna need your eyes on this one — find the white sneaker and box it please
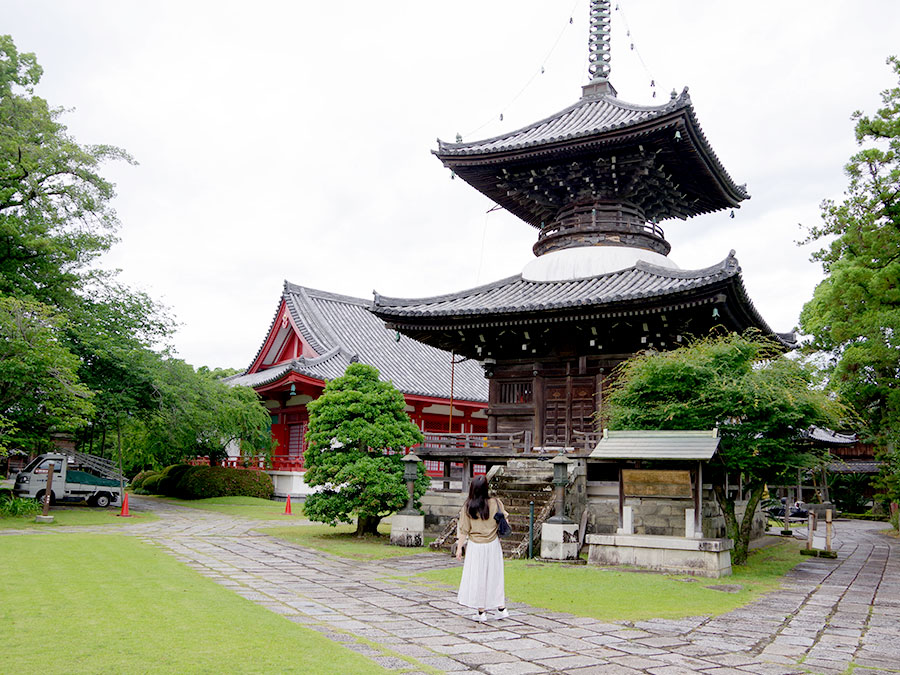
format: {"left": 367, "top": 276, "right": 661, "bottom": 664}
{"left": 494, "top": 608, "right": 510, "bottom": 619}
{"left": 472, "top": 611, "right": 488, "bottom": 622}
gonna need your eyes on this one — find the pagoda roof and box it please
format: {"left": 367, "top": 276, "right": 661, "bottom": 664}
{"left": 372, "top": 252, "right": 791, "bottom": 346}
{"left": 227, "top": 282, "right": 487, "bottom": 402}
{"left": 435, "top": 89, "right": 748, "bottom": 227}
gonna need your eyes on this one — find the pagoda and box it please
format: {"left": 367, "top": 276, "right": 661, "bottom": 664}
{"left": 372, "top": 1, "right": 792, "bottom": 449}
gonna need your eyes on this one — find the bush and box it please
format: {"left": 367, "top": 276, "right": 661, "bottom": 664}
{"left": 176, "top": 466, "right": 274, "bottom": 500}
{"left": 130, "top": 470, "right": 159, "bottom": 490}
{"left": 141, "top": 473, "right": 164, "bottom": 494}
{"left": 157, "top": 464, "right": 197, "bottom": 497}
{"left": 1, "top": 495, "right": 42, "bottom": 517}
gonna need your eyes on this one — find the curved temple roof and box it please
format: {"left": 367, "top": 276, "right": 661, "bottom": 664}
{"left": 435, "top": 89, "right": 749, "bottom": 228}
{"left": 227, "top": 282, "right": 488, "bottom": 402}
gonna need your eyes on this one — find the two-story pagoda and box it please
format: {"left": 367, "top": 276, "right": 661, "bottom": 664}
{"left": 372, "top": 1, "right": 792, "bottom": 451}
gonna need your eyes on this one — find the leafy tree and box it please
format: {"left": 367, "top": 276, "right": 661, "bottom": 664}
{"left": 605, "top": 332, "right": 844, "bottom": 564}
{"left": 799, "top": 56, "right": 900, "bottom": 504}
{"left": 0, "top": 35, "right": 132, "bottom": 309}
{"left": 304, "top": 363, "right": 427, "bottom": 536}
{"left": 0, "top": 296, "right": 94, "bottom": 453}
{"left": 121, "top": 359, "right": 273, "bottom": 473}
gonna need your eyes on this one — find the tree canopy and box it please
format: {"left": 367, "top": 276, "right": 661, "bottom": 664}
{"left": 605, "top": 332, "right": 844, "bottom": 564}
{"left": 0, "top": 35, "right": 269, "bottom": 470}
{"left": 303, "top": 363, "right": 427, "bottom": 536}
{"left": 799, "top": 55, "right": 900, "bottom": 504}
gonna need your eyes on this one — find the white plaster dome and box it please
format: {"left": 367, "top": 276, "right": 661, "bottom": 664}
{"left": 522, "top": 245, "right": 679, "bottom": 282}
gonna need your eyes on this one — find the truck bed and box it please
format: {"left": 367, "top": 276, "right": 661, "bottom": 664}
{"left": 66, "top": 470, "right": 120, "bottom": 488}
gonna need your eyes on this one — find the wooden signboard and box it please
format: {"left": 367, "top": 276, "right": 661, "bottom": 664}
{"left": 622, "top": 469, "right": 692, "bottom": 498}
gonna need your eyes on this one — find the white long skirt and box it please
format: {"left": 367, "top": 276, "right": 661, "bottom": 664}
{"left": 457, "top": 538, "right": 505, "bottom": 610}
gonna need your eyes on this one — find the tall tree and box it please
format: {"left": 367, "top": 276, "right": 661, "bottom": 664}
{"left": 799, "top": 56, "right": 900, "bottom": 503}
{"left": 303, "top": 363, "right": 427, "bottom": 536}
{"left": 0, "top": 35, "right": 132, "bottom": 309}
{"left": 605, "top": 333, "right": 843, "bottom": 564}
{"left": 0, "top": 296, "right": 94, "bottom": 454}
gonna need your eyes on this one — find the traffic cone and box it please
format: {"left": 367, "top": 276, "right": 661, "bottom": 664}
{"left": 283, "top": 495, "right": 292, "bottom": 516}
{"left": 117, "top": 491, "right": 132, "bottom": 518}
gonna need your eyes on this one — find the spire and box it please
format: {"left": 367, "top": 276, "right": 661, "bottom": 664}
{"left": 588, "top": 0, "right": 612, "bottom": 82}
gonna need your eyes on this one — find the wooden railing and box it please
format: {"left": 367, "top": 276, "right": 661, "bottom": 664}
{"left": 572, "top": 430, "right": 602, "bottom": 454}
{"left": 421, "top": 431, "right": 531, "bottom": 455}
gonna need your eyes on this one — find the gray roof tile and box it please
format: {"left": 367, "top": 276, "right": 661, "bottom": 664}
{"left": 228, "top": 283, "right": 487, "bottom": 402}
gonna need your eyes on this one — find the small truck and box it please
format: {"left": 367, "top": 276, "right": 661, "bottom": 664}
{"left": 13, "top": 452, "right": 123, "bottom": 507}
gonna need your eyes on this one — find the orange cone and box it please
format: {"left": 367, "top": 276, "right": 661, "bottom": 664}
{"left": 283, "top": 495, "right": 292, "bottom": 516}
{"left": 117, "top": 491, "right": 132, "bottom": 518}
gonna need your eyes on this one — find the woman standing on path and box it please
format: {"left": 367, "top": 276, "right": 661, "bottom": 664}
{"left": 455, "top": 475, "right": 509, "bottom": 621}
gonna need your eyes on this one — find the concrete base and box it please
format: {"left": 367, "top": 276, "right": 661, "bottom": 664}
{"left": 34, "top": 515, "right": 54, "bottom": 524}
{"left": 541, "top": 521, "right": 580, "bottom": 560}
{"left": 390, "top": 513, "right": 424, "bottom": 547}
{"left": 586, "top": 533, "right": 733, "bottom": 577}
{"left": 266, "top": 470, "right": 314, "bottom": 499}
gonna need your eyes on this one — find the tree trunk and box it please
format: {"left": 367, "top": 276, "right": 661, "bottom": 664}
{"left": 713, "top": 482, "right": 765, "bottom": 565}
{"left": 356, "top": 515, "right": 381, "bottom": 537}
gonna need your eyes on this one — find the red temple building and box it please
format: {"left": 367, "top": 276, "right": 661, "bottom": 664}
{"left": 227, "top": 282, "right": 488, "bottom": 497}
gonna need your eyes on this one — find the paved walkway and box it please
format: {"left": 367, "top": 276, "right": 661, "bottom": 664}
{"left": 8, "top": 498, "right": 899, "bottom": 674}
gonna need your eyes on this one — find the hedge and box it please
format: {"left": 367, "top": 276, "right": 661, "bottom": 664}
{"left": 141, "top": 473, "right": 165, "bottom": 494}
{"left": 175, "top": 466, "right": 274, "bottom": 500}
{"left": 130, "top": 470, "right": 159, "bottom": 490}
{"left": 157, "top": 464, "right": 196, "bottom": 497}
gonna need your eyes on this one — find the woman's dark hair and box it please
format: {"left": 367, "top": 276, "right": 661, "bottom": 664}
{"left": 466, "top": 475, "right": 490, "bottom": 520}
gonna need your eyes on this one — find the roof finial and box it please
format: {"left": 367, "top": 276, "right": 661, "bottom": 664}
{"left": 588, "top": 0, "right": 612, "bottom": 82}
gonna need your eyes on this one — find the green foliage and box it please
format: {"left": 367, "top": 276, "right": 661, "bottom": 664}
{"left": 155, "top": 463, "right": 196, "bottom": 497}
{"left": 140, "top": 473, "right": 164, "bottom": 495}
{"left": 129, "top": 469, "right": 158, "bottom": 490}
{"left": 304, "top": 363, "right": 426, "bottom": 535}
{"left": 0, "top": 494, "right": 41, "bottom": 517}
{"left": 0, "top": 35, "right": 132, "bottom": 309}
{"left": 175, "top": 466, "right": 274, "bottom": 500}
{"left": 799, "top": 56, "right": 900, "bottom": 505}
{"left": 606, "top": 332, "right": 844, "bottom": 563}
{"left": 121, "top": 360, "right": 273, "bottom": 471}
{"left": 0, "top": 296, "right": 94, "bottom": 452}
{"left": 828, "top": 473, "right": 873, "bottom": 513}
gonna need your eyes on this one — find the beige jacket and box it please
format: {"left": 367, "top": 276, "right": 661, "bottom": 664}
{"left": 457, "top": 497, "right": 509, "bottom": 545}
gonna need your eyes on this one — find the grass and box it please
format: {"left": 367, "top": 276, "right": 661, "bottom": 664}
{"left": 419, "top": 538, "right": 804, "bottom": 621}
{"left": 147, "top": 495, "right": 304, "bottom": 520}
{"left": 261, "top": 522, "right": 435, "bottom": 560}
{"left": 0, "top": 534, "right": 388, "bottom": 674}
{"left": 0, "top": 505, "right": 159, "bottom": 529}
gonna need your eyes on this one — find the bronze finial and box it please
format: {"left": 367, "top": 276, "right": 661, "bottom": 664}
{"left": 588, "top": 0, "right": 612, "bottom": 82}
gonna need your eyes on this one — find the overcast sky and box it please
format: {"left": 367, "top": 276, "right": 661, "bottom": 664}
{"left": 5, "top": 1, "right": 899, "bottom": 370}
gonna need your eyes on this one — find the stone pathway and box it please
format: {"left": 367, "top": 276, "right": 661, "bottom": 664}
{"left": 6, "top": 497, "right": 898, "bottom": 674}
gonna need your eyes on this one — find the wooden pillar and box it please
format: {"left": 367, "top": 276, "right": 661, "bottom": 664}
{"left": 594, "top": 369, "right": 604, "bottom": 431}
{"left": 442, "top": 460, "right": 451, "bottom": 491}
{"left": 533, "top": 373, "right": 544, "bottom": 447}
{"left": 617, "top": 465, "right": 624, "bottom": 530}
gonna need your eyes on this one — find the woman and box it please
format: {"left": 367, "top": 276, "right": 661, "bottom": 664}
{"left": 455, "top": 474, "right": 509, "bottom": 621}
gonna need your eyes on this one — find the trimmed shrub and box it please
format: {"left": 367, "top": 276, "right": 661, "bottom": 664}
{"left": 130, "top": 470, "right": 159, "bottom": 490}
{"left": 141, "top": 473, "right": 164, "bottom": 494}
{"left": 157, "top": 464, "right": 197, "bottom": 497}
{"left": 176, "top": 466, "right": 274, "bottom": 500}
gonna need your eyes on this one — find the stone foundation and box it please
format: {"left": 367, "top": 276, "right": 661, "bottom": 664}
{"left": 586, "top": 533, "right": 733, "bottom": 577}
{"left": 390, "top": 513, "right": 425, "bottom": 547}
{"left": 421, "top": 491, "right": 466, "bottom": 535}
{"left": 541, "top": 521, "right": 580, "bottom": 560}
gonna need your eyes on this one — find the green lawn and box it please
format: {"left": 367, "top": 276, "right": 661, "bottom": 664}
{"left": 420, "top": 538, "right": 804, "bottom": 621}
{"left": 0, "top": 505, "right": 159, "bottom": 529}
{"left": 0, "top": 534, "right": 388, "bottom": 674}
{"left": 261, "top": 522, "right": 434, "bottom": 560}
{"left": 146, "top": 495, "right": 305, "bottom": 520}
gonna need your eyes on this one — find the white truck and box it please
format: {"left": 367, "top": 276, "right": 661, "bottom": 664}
{"left": 13, "top": 452, "right": 124, "bottom": 507}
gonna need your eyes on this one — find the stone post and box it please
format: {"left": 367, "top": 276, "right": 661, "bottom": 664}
{"left": 541, "top": 454, "right": 578, "bottom": 560}
{"left": 391, "top": 453, "right": 425, "bottom": 547}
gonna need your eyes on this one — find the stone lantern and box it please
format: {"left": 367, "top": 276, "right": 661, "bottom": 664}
{"left": 541, "top": 453, "right": 579, "bottom": 560}
{"left": 391, "top": 453, "right": 425, "bottom": 547}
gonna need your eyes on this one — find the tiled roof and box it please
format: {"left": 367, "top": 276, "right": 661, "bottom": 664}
{"left": 438, "top": 90, "right": 689, "bottom": 156}
{"left": 805, "top": 426, "right": 858, "bottom": 445}
{"left": 227, "top": 283, "right": 487, "bottom": 402}
{"left": 827, "top": 460, "right": 883, "bottom": 474}
{"left": 375, "top": 253, "right": 737, "bottom": 319}
{"left": 590, "top": 429, "right": 720, "bottom": 460}
{"left": 435, "top": 88, "right": 748, "bottom": 205}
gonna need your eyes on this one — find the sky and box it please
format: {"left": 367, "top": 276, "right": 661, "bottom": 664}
{"left": 4, "top": 1, "right": 899, "bottom": 370}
